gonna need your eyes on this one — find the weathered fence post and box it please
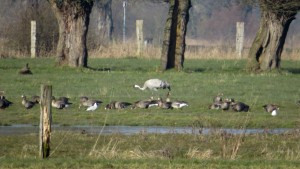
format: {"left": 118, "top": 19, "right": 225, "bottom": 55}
{"left": 39, "top": 85, "right": 52, "bottom": 158}
{"left": 236, "top": 22, "right": 244, "bottom": 58}
{"left": 136, "top": 20, "right": 143, "bottom": 56}
{"left": 31, "top": 20, "right": 36, "bottom": 58}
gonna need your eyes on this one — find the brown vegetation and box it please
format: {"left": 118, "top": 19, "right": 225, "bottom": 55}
{"left": 0, "top": 0, "right": 299, "bottom": 60}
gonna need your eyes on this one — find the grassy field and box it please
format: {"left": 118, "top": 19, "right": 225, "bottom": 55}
{"left": 0, "top": 58, "right": 299, "bottom": 128}
{"left": 1, "top": 58, "right": 300, "bottom": 168}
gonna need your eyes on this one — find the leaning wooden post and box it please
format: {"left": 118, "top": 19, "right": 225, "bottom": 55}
{"left": 236, "top": 22, "right": 244, "bottom": 58}
{"left": 39, "top": 85, "right": 52, "bottom": 158}
{"left": 136, "top": 20, "right": 144, "bottom": 56}
{"left": 31, "top": 20, "right": 37, "bottom": 58}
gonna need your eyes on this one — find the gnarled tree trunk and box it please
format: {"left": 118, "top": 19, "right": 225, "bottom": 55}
{"left": 246, "top": 0, "right": 298, "bottom": 72}
{"left": 48, "top": 0, "right": 93, "bottom": 67}
{"left": 161, "top": 0, "right": 191, "bottom": 71}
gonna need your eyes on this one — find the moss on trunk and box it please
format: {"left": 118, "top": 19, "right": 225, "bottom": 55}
{"left": 160, "top": 0, "right": 191, "bottom": 71}
{"left": 48, "top": 0, "right": 93, "bottom": 68}
{"left": 246, "top": 0, "right": 298, "bottom": 72}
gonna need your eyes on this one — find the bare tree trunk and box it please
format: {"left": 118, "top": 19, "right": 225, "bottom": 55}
{"left": 246, "top": 1, "right": 297, "bottom": 72}
{"left": 161, "top": 0, "right": 191, "bottom": 71}
{"left": 48, "top": 0, "right": 93, "bottom": 67}
{"left": 175, "top": 0, "right": 190, "bottom": 70}
{"left": 161, "top": 0, "right": 177, "bottom": 71}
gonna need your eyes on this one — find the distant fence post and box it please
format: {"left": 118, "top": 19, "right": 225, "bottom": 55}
{"left": 39, "top": 85, "right": 52, "bottom": 158}
{"left": 236, "top": 22, "right": 244, "bottom": 58}
{"left": 136, "top": 20, "right": 144, "bottom": 56}
{"left": 31, "top": 20, "right": 36, "bottom": 58}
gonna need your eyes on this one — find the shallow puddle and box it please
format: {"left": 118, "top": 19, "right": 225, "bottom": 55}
{"left": 0, "top": 124, "right": 294, "bottom": 136}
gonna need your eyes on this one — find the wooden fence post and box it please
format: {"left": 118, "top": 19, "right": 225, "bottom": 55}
{"left": 39, "top": 85, "right": 52, "bottom": 158}
{"left": 31, "top": 20, "right": 36, "bottom": 58}
{"left": 136, "top": 20, "right": 144, "bottom": 56}
{"left": 236, "top": 22, "right": 244, "bottom": 58}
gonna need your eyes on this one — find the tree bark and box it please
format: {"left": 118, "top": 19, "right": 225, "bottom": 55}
{"left": 48, "top": 0, "right": 93, "bottom": 67}
{"left": 246, "top": 0, "right": 298, "bottom": 72}
{"left": 161, "top": 0, "right": 191, "bottom": 71}
{"left": 175, "top": 0, "right": 190, "bottom": 70}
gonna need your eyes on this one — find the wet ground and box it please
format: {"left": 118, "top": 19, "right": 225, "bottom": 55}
{"left": 0, "top": 124, "right": 293, "bottom": 136}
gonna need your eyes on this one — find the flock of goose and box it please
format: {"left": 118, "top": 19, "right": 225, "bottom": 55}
{"left": 1, "top": 63, "right": 299, "bottom": 116}
{"left": 208, "top": 93, "right": 283, "bottom": 116}
{"left": 1, "top": 66, "right": 189, "bottom": 111}
{"left": 0, "top": 80, "right": 187, "bottom": 111}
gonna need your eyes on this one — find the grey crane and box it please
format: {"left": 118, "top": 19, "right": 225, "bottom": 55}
{"left": 134, "top": 79, "right": 171, "bottom": 91}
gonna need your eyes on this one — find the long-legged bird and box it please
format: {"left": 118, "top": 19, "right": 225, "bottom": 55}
{"left": 134, "top": 79, "right": 171, "bottom": 91}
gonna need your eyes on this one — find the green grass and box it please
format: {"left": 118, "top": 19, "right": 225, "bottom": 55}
{"left": 0, "top": 58, "right": 300, "bottom": 128}
{"left": 1, "top": 131, "right": 300, "bottom": 168}
{"left": 1, "top": 58, "right": 300, "bottom": 168}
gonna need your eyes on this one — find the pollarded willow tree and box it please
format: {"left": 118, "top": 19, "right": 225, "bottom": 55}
{"left": 47, "top": 0, "right": 94, "bottom": 67}
{"left": 246, "top": 0, "right": 300, "bottom": 72}
{"left": 160, "top": 0, "right": 191, "bottom": 71}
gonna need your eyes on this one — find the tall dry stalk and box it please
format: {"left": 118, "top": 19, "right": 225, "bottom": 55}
{"left": 230, "top": 114, "right": 250, "bottom": 160}
{"left": 89, "top": 114, "right": 108, "bottom": 156}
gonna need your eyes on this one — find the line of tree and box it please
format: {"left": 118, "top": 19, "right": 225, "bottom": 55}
{"left": 46, "top": 0, "right": 299, "bottom": 72}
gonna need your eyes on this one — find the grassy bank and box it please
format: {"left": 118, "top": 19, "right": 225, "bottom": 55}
{"left": 0, "top": 58, "right": 299, "bottom": 128}
{"left": 1, "top": 130, "right": 300, "bottom": 168}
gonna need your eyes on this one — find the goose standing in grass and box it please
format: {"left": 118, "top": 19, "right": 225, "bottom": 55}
{"left": 221, "top": 101, "right": 230, "bottom": 111}
{"left": 21, "top": 95, "right": 35, "bottom": 109}
{"left": 231, "top": 102, "right": 250, "bottom": 112}
{"left": 57, "top": 96, "right": 72, "bottom": 106}
{"left": 263, "top": 104, "right": 279, "bottom": 113}
{"left": 171, "top": 100, "right": 188, "bottom": 109}
{"left": 263, "top": 104, "right": 279, "bottom": 116}
{"left": 157, "top": 97, "right": 172, "bottom": 109}
{"left": 209, "top": 102, "right": 221, "bottom": 110}
{"left": 19, "top": 63, "right": 32, "bottom": 75}
{"left": 105, "top": 101, "right": 132, "bottom": 110}
{"left": 0, "top": 95, "right": 13, "bottom": 109}
{"left": 52, "top": 97, "right": 69, "bottom": 109}
{"left": 79, "top": 96, "right": 102, "bottom": 108}
{"left": 31, "top": 95, "right": 40, "bottom": 104}
{"left": 134, "top": 79, "right": 171, "bottom": 91}
{"left": 131, "top": 100, "right": 157, "bottom": 109}
{"left": 86, "top": 102, "right": 99, "bottom": 111}
{"left": 209, "top": 94, "right": 224, "bottom": 110}
{"left": 220, "top": 98, "right": 234, "bottom": 111}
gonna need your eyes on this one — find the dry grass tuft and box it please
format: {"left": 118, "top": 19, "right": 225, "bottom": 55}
{"left": 186, "top": 147, "right": 214, "bottom": 159}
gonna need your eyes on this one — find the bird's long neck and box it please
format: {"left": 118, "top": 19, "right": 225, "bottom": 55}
{"left": 134, "top": 85, "right": 146, "bottom": 90}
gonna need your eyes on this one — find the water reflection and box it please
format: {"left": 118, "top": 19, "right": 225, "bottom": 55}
{"left": 0, "top": 124, "right": 296, "bottom": 136}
